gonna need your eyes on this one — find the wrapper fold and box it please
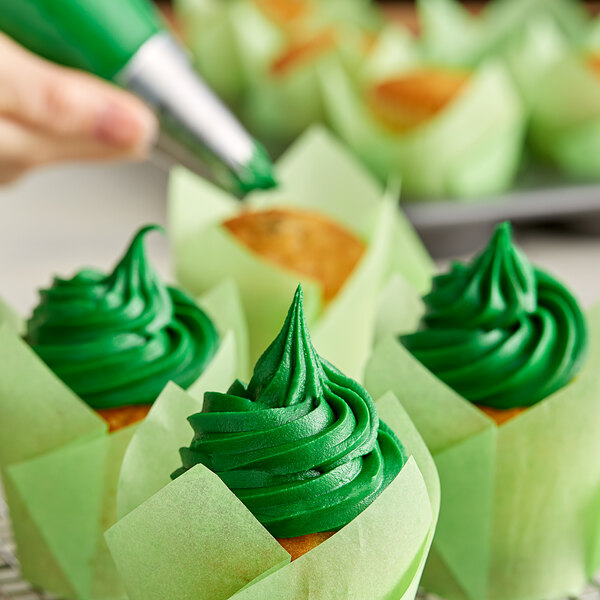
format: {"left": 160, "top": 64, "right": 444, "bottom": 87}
{"left": 0, "top": 280, "right": 247, "bottom": 600}
{"left": 417, "top": 0, "right": 589, "bottom": 68}
{"left": 365, "top": 303, "right": 600, "bottom": 600}
{"left": 169, "top": 127, "right": 434, "bottom": 380}
{"left": 320, "top": 31, "right": 525, "bottom": 199}
{"left": 108, "top": 390, "right": 440, "bottom": 600}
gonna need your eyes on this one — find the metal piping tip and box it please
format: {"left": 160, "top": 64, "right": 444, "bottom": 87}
{"left": 118, "top": 32, "right": 277, "bottom": 195}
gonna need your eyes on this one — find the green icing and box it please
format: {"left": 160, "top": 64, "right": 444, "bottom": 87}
{"left": 26, "top": 225, "right": 219, "bottom": 410}
{"left": 402, "top": 222, "right": 588, "bottom": 410}
{"left": 174, "top": 285, "right": 406, "bottom": 539}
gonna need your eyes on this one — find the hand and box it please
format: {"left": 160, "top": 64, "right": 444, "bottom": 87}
{"left": 0, "top": 33, "right": 158, "bottom": 184}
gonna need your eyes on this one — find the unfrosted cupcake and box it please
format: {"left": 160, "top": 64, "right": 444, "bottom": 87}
{"left": 401, "top": 222, "right": 587, "bottom": 425}
{"left": 223, "top": 208, "right": 365, "bottom": 303}
{"left": 26, "top": 225, "right": 219, "bottom": 432}
{"left": 366, "top": 67, "right": 470, "bottom": 133}
{"left": 174, "top": 285, "right": 407, "bottom": 559}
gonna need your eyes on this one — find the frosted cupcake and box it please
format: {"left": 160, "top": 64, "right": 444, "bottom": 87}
{"left": 173, "top": 285, "right": 406, "bottom": 559}
{"left": 26, "top": 224, "right": 219, "bottom": 431}
{"left": 108, "top": 284, "right": 439, "bottom": 600}
{"left": 365, "top": 222, "right": 600, "bottom": 600}
{"left": 0, "top": 226, "right": 243, "bottom": 600}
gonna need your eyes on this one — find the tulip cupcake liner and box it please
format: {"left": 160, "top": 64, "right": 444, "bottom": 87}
{"left": 505, "top": 11, "right": 600, "bottom": 178}
{"left": 320, "top": 35, "right": 525, "bottom": 199}
{"left": 0, "top": 280, "right": 248, "bottom": 600}
{"left": 528, "top": 54, "right": 600, "bottom": 178}
{"left": 175, "top": 0, "right": 379, "bottom": 150}
{"left": 105, "top": 385, "right": 439, "bottom": 600}
{"left": 417, "top": 0, "right": 589, "bottom": 69}
{"left": 365, "top": 304, "right": 600, "bottom": 600}
{"left": 169, "top": 127, "right": 434, "bottom": 381}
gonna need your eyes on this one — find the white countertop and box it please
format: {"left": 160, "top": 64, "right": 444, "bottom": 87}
{"left": 2, "top": 159, "right": 600, "bottom": 317}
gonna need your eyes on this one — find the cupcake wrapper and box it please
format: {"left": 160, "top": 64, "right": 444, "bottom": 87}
{"left": 169, "top": 127, "right": 434, "bottom": 380}
{"left": 365, "top": 304, "right": 600, "bottom": 600}
{"left": 0, "top": 280, "right": 248, "bottom": 600}
{"left": 177, "top": 0, "right": 376, "bottom": 149}
{"left": 321, "top": 48, "right": 525, "bottom": 199}
{"left": 501, "top": 17, "right": 569, "bottom": 107}
{"left": 529, "top": 50, "right": 600, "bottom": 177}
{"left": 176, "top": 0, "right": 245, "bottom": 106}
{"left": 418, "top": 0, "right": 588, "bottom": 67}
{"left": 107, "top": 391, "right": 440, "bottom": 600}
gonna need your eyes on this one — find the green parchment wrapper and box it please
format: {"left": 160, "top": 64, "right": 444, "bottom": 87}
{"left": 365, "top": 303, "right": 600, "bottom": 600}
{"left": 320, "top": 29, "right": 525, "bottom": 199}
{"left": 175, "top": 0, "right": 380, "bottom": 150}
{"left": 175, "top": 0, "right": 245, "bottom": 106}
{"left": 108, "top": 389, "right": 440, "bottom": 600}
{"left": 169, "top": 127, "right": 434, "bottom": 380}
{"left": 524, "top": 23, "right": 600, "bottom": 178}
{"left": 417, "top": 0, "right": 589, "bottom": 68}
{"left": 0, "top": 281, "right": 247, "bottom": 600}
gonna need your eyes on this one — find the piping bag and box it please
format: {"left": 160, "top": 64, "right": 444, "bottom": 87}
{"left": 0, "top": 0, "right": 277, "bottom": 195}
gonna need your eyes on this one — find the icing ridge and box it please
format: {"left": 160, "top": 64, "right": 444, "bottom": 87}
{"left": 174, "top": 285, "right": 406, "bottom": 538}
{"left": 402, "top": 222, "right": 588, "bottom": 409}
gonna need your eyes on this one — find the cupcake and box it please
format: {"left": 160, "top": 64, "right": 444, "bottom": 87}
{"left": 366, "top": 223, "right": 600, "bottom": 600}
{"left": 367, "top": 67, "right": 470, "bottom": 134}
{"left": 0, "top": 228, "right": 244, "bottom": 600}
{"left": 25, "top": 225, "right": 219, "bottom": 432}
{"left": 525, "top": 27, "right": 600, "bottom": 178}
{"left": 173, "top": 285, "right": 406, "bottom": 560}
{"left": 322, "top": 28, "right": 525, "bottom": 199}
{"left": 170, "top": 128, "right": 434, "bottom": 377}
{"left": 107, "top": 286, "right": 439, "bottom": 600}
{"left": 175, "top": 0, "right": 381, "bottom": 149}
{"left": 418, "top": 0, "right": 588, "bottom": 69}
{"left": 223, "top": 207, "right": 365, "bottom": 303}
{"left": 401, "top": 222, "right": 587, "bottom": 425}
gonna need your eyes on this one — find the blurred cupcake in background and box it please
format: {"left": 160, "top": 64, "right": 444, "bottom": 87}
{"left": 519, "top": 16, "right": 600, "bottom": 179}
{"left": 400, "top": 222, "right": 588, "bottom": 425}
{"left": 417, "top": 0, "right": 589, "bottom": 69}
{"left": 322, "top": 27, "right": 525, "bottom": 199}
{"left": 175, "top": 0, "right": 382, "bottom": 150}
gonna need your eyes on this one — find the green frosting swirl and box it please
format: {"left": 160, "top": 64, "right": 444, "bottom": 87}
{"left": 26, "top": 225, "right": 219, "bottom": 410}
{"left": 174, "top": 285, "right": 406, "bottom": 539}
{"left": 402, "top": 222, "right": 588, "bottom": 409}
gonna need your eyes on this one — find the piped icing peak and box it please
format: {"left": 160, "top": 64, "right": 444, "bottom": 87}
{"left": 246, "top": 285, "right": 324, "bottom": 407}
{"left": 402, "top": 222, "right": 588, "bottom": 410}
{"left": 26, "top": 225, "right": 219, "bottom": 410}
{"left": 174, "top": 285, "right": 406, "bottom": 539}
{"left": 424, "top": 222, "right": 537, "bottom": 330}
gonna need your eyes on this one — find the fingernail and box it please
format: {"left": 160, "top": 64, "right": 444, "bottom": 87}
{"left": 95, "top": 103, "right": 158, "bottom": 149}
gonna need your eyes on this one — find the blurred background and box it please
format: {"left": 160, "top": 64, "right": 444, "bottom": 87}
{"left": 3, "top": 0, "right": 600, "bottom": 315}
